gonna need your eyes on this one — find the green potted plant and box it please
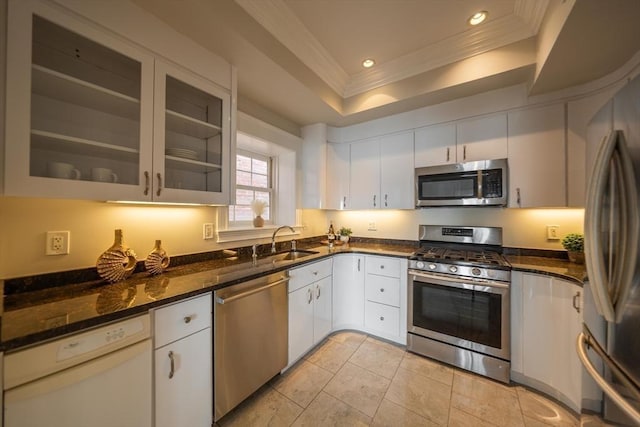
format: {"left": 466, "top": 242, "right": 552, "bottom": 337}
{"left": 338, "top": 227, "right": 352, "bottom": 243}
{"left": 561, "top": 233, "right": 584, "bottom": 264}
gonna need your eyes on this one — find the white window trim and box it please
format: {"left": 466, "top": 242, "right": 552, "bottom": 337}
{"left": 216, "top": 113, "right": 301, "bottom": 243}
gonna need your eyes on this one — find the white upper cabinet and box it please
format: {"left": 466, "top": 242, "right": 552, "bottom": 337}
{"left": 379, "top": 132, "right": 414, "bottom": 209}
{"left": 4, "top": 0, "right": 231, "bottom": 204}
{"left": 325, "top": 142, "right": 350, "bottom": 209}
{"left": 153, "top": 61, "right": 230, "bottom": 204}
{"left": 349, "top": 131, "right": 414, "bottom": 210}
{"left": 456, "top": 114, "right": 508, "bottom": 163}
{"left": 414, "top": 123, "right": 456, "bottom": 167}
{"left": 508, "top": 104, "right": 566, "bottom": 208}
{"left": 414, "top": 115, "right": 506, "bottom": 168}
{"left": 349, "top": 138, "right": 380, "bottom": 209}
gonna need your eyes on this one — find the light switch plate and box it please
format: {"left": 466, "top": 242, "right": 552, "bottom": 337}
{"left": 546, "top": 225, "right": 560, "bottom": 240}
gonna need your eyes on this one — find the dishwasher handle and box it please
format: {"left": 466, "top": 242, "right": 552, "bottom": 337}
{"left": 216, "top": 277, "right": 289, "bottom": 305}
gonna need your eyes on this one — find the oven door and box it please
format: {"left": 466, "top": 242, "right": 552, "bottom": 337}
{"left": 408, "top": 270, "right": 510, "bottom": 360}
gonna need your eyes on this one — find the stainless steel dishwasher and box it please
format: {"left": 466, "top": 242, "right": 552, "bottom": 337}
{"left": 214, "top": 271, "right": 289, "bottom": 421}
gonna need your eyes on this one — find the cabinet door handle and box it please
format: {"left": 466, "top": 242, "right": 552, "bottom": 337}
{"left": 446, "top": 147, "right": 450, "bottom": 162}
{"left": 573, "top": 291, "right": 581, "bottom": 313}
{"left": 316, "top": 284, "right": 321, "bottom": 300}
{"left": 357, "top": 258, "right": 361, "bottom": 271}
{"left": 463, "top": 145, "right": 467, "bottom": 160}
{"left": 517, "top": 187, "right": 522, "bottom": 207}
{"left": 144, "top": 171, "right": 150, "bottom": 196}
{"left": 307, "top": 288, "right": 313, "bottom": 304}
{"left": 343, "top": 196, "right": 347, "bottom": 209}
{"left": 156, "top": 173, "right": 163, "bottom": 197}
{"left": 384, "top": 194, "right": 388, "bottom": 207}
{"left": 373, "top": 194, "right": 376, "bottom": 207}
{"left": 168, "top": 351, "right": 176, "bottom": 379}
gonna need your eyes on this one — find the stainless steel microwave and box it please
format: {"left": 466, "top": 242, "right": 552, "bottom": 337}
{"left": 415, "top": 159, "right": 508, "bottom": 207}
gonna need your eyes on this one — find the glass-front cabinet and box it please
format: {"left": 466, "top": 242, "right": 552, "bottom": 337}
{"left": 4, "top": 0, "right": 231, "bottom": 204}
{"left": 153, "top": 62, "right": 230, "bottom": 204}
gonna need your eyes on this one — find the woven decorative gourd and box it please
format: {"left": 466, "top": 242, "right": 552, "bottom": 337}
{"left": 96, "top": 229, "right": 137, "bottom": 283}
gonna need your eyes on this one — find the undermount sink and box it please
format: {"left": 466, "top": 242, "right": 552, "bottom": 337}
{"left": 271, "top": 249, "right": 319, "bottom": 262}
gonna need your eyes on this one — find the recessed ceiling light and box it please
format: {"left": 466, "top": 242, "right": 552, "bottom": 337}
{"left": 468, "top": 11, "right": 488, "bottom": 26}
{"left": 362, "top": 58, "right": 375, "bottom": 68}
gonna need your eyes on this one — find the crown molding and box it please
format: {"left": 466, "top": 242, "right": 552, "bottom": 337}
{"left": 234, "top": 0, "right": 349, "bottom": 95}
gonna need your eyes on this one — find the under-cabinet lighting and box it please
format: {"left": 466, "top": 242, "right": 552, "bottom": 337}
{"left": 107, "top": 200, "right": 220, "bottom": 207}
{"left": 468, "top": 11, "right": 488, "bottom": 26}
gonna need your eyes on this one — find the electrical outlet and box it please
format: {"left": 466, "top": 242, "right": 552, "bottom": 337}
{"left": 203, "top": 223, "right": 214, "bottom": 240}
{"left": 547, "top": 225, "right": 560, "bottom": 240}
{"left": 368, "top": 222, "right": 377, "bottom": 231}
{"left": 46, "top": 231, "right": 70, "bottom": 255}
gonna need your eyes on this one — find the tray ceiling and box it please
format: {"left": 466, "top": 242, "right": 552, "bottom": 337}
{"left": 132, "top": 0, "right": 640, "bottom": 129}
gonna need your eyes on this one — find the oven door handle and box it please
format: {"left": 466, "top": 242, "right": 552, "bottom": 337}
{"left": 409, "top": 270, "right": 510, "bottom": 290}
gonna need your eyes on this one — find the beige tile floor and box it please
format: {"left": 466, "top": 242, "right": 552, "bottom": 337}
{"left": 217, "top": 331, "right": 612, "bottom": 427}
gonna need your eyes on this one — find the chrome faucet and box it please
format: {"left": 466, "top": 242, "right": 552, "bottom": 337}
{"left": 271, "top": 225, "right": 295, "bottom": 253}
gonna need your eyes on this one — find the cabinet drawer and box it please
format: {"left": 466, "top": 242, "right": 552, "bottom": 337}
{"left": 364, "top": 301, "right": 400, "bottom": 337}
{"left": 289, "top": 258, "right": 333, "bottom": 293}
{"left": 365, "top": 256, "right": 401, "bottom": 278}
{"left": 365, "top": 275, "right": 400, "bottom": 307}
{"left": 154, "top": 293, "right": 212, "bottom": 348}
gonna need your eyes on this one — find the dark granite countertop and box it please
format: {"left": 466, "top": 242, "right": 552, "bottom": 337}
{"left": 1, "top": 241, "right": 416, "bottom": 352}
{"left": 1, "top": 239, "right": 585, "bottom": 352}
{"left": 506, "top": 254, "right": 586, "bottom": 285}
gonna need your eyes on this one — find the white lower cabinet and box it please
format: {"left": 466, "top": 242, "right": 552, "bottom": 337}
{"left": 332, "top": 254, "right": 365, "bottom": 330}
{"left": 511, "top": 272, "right": 582, "bottom": 412}
{"left": 363, "top": 255, "right": 407, "bottom": 345}
{"left": 153, "top": 293, "right": 212, "bottom": 427}
{"left": 288, "top": 259, "right": 333, "bottom": 365}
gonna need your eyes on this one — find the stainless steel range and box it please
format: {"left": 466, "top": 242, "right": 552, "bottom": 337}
{"left": 408, "top": 225, "right": 512, "bottom": 383}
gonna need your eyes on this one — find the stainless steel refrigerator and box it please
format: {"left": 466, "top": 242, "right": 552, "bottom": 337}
{"left": 579, "top": 72, "right": 640, "bottom": 426}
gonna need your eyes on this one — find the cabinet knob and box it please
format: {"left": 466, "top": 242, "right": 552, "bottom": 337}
{"left": 380, "top": 288, "right": 385, "bottom": 293}
{"left": 183, "top": 315, "right": 193, "bottom": 324}
{"left": 380, "top": 265, "right": 385, "bottom": 269}
{"left": 379, "top": 316, "right": 384, "bottom": 321}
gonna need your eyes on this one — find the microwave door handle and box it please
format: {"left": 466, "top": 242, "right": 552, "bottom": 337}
{"left": 611, "top": 131, "right": 639, "bottom": 322}
{"left": 585, "top": 131, "right": 618, "bottom": 322}
{"left": 577, "top": 328, "right": 640, "bottom": 424}
{"left": 477, "top": 170, "right": 483, "bottom": 199}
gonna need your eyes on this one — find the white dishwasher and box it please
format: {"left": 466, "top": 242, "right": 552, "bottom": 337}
{"left": 3, "top": 314, "right": 152, "bottom": 427}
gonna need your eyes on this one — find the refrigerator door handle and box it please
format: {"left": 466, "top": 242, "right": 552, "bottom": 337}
{"left": 577, "top": 328, "right": 640, "bottom": 424}
{"left": 611, "top": 131, "right": 639, "bottom": 322}
{"left": 584, "top": 130, "right": 639, "bottom": 322}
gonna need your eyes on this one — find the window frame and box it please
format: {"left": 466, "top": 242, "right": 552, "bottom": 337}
{"left": 228, "top": 149, "right": 274, "bottom": 226}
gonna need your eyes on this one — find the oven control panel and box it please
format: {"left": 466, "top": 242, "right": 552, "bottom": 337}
{"left": 408, "top": 260, "right": 511, "bottom": 283}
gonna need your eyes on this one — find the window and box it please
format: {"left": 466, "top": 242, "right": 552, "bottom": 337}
{"left": 228, "top": 150, "right": 272, "bottom": 224}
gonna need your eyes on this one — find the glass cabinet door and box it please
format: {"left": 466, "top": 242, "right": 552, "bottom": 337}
{"left": 5, "top": 1, "right": 154, "bottom": 200}
{"left": 153, "top": 61, "right": 230, "bottom": 204}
